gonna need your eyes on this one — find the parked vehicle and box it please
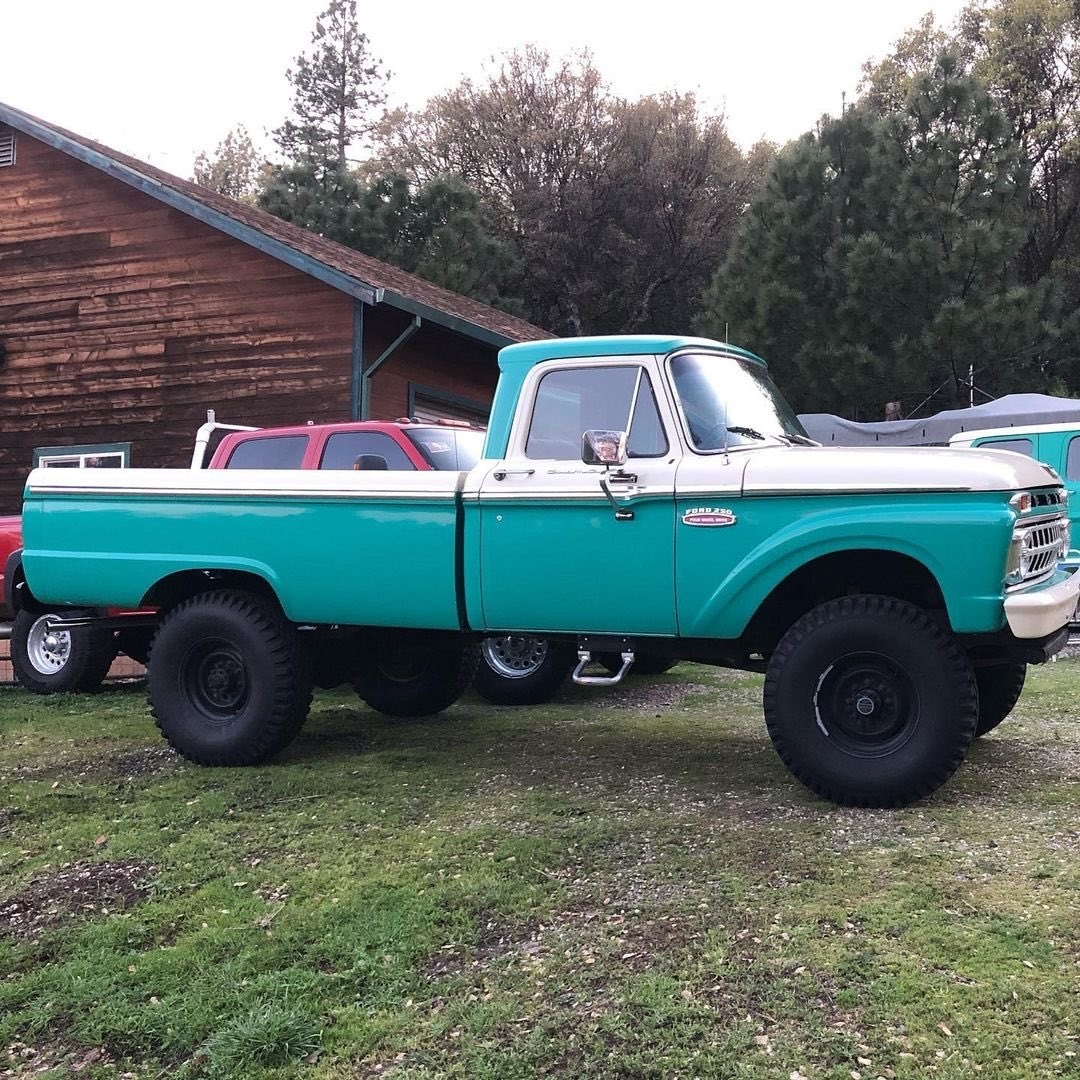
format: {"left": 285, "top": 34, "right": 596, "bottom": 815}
{"left": 2, "top": 512, "right": 154, "bottom": 692}
{"left": 4, "top": 416, "right": 575, "bottom": 703}
{"left": 950, "top": 421, "right": 1080, "bottom": 639}
{"left": 949, "top": 421, "right": 1080, "bottom": 530}
{"left": 10, "top": 335, "right": 1079, "bottom": 806}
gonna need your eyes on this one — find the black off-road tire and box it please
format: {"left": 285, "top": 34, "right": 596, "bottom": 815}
{"left": 974, "top": 663, "right": 1026, "bottom": 737}
{"left": 763, "top": 595, "right": 977, "bottom": 808}
{"left": 599, "top": 652, "right": 678, "bottom": 676}
{"left": 353, "top": 640, "right": 480, "bottom": 717}
{"left": 147, "top": 590, "right": 312, "bottom": 765}
{"left": 11, "top": 610, "right": 117, "bottom": 694}
{"left": 473, "top": 635, "right": 575, "bottom": 705}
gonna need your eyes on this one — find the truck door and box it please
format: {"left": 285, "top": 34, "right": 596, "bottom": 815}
{"left": 478, "top": 361, "right": 678, "bottom": 634}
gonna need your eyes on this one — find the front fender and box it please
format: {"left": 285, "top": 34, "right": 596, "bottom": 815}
{"left": 677, "top": 497, "right": 1014, "bottom": 639}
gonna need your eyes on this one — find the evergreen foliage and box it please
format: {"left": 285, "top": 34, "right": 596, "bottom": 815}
{"left": 191, "top": 126, "right": 265, "bottom": 202}
{"left": 259, "top": 166, "right": 521, "bottom": 311}
{"left": 273, "top": 0, "right": 388, "bottom": 167}
{"left": 699, "top": 54, "right": 1080, "bottom": 417}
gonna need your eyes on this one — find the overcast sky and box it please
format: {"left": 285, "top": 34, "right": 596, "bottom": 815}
{"left": 3, "top": 0, "right": 971, "bottom": 177}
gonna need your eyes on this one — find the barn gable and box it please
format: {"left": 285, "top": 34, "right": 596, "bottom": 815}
{"left": 0, "top": 102, "right": 548, "bottom": 512}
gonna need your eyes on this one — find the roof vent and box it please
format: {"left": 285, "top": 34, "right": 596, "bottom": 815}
{"left": 0, "top": 129, "right": 15, "bottom": 168}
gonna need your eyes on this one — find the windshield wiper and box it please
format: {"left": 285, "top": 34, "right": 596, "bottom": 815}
{"left": 726, "top": 425, "right": 767, "bottom": 441}
{"left": 775, "top": 432, "right": 817, "bottom": 446}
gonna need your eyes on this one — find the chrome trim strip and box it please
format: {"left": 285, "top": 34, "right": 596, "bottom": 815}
{"left": 1005, "top": 568, "right": 1058, "bottom": 593}
{"left": 25, "top": 485, "right": 457, "bottom": 500}
{"left": 1016, "top": 510, "right": 1069, "bottom": 526}
{"left": 684, "top": 485, "right": 975, "bottom": 497}
{"left": 479, "top": 491, "right": 672, "bottom": 504}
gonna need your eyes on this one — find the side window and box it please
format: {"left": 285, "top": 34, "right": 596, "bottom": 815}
{"left": 1066, "top": 437, "right": 1080, "bottom": 480}
{"left": 33, "top": 442, "right": 130, "bottom": 468}
{"left": 524, "top": 366, "right": 668, "bottom": 460}
{"left": 320, "top": 432, "right": 416, "bottom": 471}
{"left": 404, "top": 429, "right": 485, "bottom": 471}
{"left": 226, "top": 435, "right": 308, "bottom": 469}
{"left": 977, "top": 437, "right": 1033, "bottom": 457}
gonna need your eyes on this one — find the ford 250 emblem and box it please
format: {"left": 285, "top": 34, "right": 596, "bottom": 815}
{"left": 682, "top": 507, "right": 737, "bottom": 527}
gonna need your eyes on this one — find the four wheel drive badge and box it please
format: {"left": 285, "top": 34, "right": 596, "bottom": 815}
{"left": 681, "top": 506, "right": 737, "bottom": 527}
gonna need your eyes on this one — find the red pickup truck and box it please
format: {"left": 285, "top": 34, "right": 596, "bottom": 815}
{"left": 4, "top": 418, "right": 592, "bottom": 703}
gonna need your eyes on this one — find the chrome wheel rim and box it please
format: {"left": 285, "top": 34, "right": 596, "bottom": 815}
{"left": 26, "top": 615, "right": 72, "bottom": 675}
{"left": 482, "top": 635, "right": 548, "bottom": 679}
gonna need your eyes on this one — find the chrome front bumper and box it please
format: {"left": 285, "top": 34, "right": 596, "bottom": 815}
{"left": 1004, "top": 568, "right": 1080, "bottom": 639}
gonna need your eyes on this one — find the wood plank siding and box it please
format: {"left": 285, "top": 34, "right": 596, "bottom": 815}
{"left": 0, "top": 131, "right": 500, "bottom": 513}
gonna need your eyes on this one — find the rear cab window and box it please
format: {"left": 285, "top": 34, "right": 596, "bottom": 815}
{"left": 225, "top": 435, "right": 309, "bottom": 469}
{"left": 319, "top": 432, "right": 416, "bottom": 471}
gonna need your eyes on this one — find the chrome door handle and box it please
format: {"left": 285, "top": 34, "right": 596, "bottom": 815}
{"left": 492, "top": 467, "right": 536, "bottom": 481}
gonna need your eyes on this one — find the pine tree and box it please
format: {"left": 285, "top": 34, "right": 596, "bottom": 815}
{"left": 192, "top": 126, "right": 264, "bottom": 201}
{"left": 698, "top": 54, "right": 1080, "bottom": 418}
{"left": 274, "top": 0, "right": 388, "bottom": 168}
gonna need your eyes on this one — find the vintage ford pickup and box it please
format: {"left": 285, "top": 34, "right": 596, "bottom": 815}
{"left": 8, "top": 335, "right": 1079, "bottom": 807}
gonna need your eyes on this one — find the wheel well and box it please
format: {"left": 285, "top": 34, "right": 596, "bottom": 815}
{"left": 744, "top": 550, "right": 947, "bottom": 657}
{"left": 141, "top": 570, "right": 279, "bottom": 613}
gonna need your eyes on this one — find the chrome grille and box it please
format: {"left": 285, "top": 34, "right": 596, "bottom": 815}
{"left": 1033, "top": 490, "right": 1065, "bottom": 510}
{"left": 1013, "top": 516, "right": 1070, "bottom": 584}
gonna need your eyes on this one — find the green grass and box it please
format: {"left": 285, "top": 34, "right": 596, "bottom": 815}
{"left": 1, "top": 660, "right": 1078, "bottom": 1078}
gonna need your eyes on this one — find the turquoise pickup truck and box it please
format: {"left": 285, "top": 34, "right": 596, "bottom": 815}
{"left": 8, "top": 336, "right": 1079, "bottom": 807}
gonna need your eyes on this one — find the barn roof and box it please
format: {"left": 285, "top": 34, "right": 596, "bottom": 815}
{"left": 0, "top": 101, "right": 550, "bottom": 348}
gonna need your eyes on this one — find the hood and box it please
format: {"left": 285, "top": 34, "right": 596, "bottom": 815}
{"left": 740, "top": 445, "right": 1061, "bottom": 495}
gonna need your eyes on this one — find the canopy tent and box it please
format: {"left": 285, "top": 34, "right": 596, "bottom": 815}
{"left": 798, "top": 393, "right": 1080, "bottom": 447}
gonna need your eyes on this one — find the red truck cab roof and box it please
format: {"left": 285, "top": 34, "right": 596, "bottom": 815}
{"left": 208, "top": 419, "right": 486, "bottom": 473}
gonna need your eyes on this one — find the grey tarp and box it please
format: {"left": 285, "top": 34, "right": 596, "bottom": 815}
{"left": 798, "top": 393, "right": 1080, "bottom": 447}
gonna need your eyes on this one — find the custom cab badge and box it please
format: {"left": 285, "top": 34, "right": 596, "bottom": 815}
{"left": 681, "top": 506, "right": 737, "bottom": 527}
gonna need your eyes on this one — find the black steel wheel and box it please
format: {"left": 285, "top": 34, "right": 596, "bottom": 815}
{"left": 973, "top": 663, "right": 1026, "bottom": 737}
{"left": 10, "top": 610, "right": 116, "bottom": 694}
{"left": 763, "top": 595, "right": 977, "bottom": 807}
{"left": 353, "top": 640, "right": 479, "bottom": 717}
{"left": 147, "top": 590, "right": 312, "bottom": 765}
{"left": 472, "top": 635, "right": 574, "bottom": 705}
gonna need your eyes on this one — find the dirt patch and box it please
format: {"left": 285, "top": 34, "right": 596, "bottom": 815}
{"left": 596, "top": 680, "right": 711, "bottom": 712}
{"left": 1, "top": 1043, "right": 119, "bottom": 1078}
{"left": 0, "top": 860, "right": 153, "bottom": 941}
{"left": 424, "top": 907, "right": 703, "bottom": 981}
{"left": 4, "top": 745, "right": 182, "bottom": 783}
{"left": 0, "top": 806, "right": 21, "bottom": 837}
{"left": 1, "top": 1042, "right": 121, "bottom": 1079}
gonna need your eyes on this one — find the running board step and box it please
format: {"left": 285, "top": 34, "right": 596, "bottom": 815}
{"left": 571, "top": 650, "right": 634, "bottom": 686}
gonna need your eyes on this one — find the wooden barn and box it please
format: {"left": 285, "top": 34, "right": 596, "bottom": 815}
{"left": 0, "top": 102, "right": 548, "bottom": 513}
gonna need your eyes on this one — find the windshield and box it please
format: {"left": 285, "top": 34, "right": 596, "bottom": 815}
{"left": 669, "top": 352, "right": 810, "bottom": 452}
{"left": 404, "top": 428, "right": 486, "bottom": 470}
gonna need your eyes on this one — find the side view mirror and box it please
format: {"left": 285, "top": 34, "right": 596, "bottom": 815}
{"left": 581, "top": 429, "right": 628, "bottom": 467}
